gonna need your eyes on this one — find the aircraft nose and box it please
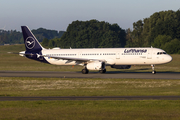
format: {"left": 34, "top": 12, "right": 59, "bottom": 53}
{"left": 167, "top": 55, "right": 173, "bottom": 63}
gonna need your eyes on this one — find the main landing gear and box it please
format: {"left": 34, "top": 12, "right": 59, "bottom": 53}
{"left": 81, "top": 68, "right": 107, "bottom": 74}
{"left": 99, "top": 69, "right": 106, "bottom": 74}
{"left": 82, "top": 68, "right": 89, "bottom": 74}
{"left": 151, "top": 64, "right": 156, "bottom": 74}
{"left": 81, "top": 67, "right": 107, "bottom": 74}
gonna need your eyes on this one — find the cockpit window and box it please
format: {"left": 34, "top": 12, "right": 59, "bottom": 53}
{"left": 157, "top": 52, "right": 167, "bottom": 55}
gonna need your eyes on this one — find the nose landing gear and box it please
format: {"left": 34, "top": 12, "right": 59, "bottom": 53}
{"left": 151, "top": 65, "right": 156, "bottom": 74}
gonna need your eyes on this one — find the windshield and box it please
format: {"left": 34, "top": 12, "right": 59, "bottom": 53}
{"left": 157, "top": 52, "right": 167, "bottom": 55}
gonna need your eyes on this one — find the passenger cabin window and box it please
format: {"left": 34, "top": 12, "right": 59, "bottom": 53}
{"left": 157, "top": 52, "right": 166, "bottom": 55}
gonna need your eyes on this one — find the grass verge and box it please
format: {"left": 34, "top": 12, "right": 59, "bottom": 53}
{"left": 0, "top": 77, "right": 180, "bottom": 96}
{"left": 0, "top": 100, "right": 180, "bottom": 120}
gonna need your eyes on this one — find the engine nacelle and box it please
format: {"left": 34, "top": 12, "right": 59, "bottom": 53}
{"left": 86, "top": 62, "right": 105, "bottom": 70}
{"left": 111, "top": 65, "right": 131, "bottom": 69}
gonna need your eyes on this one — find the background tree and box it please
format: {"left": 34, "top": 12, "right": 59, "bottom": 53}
{"left": 42, "top": 38, "right": 49, "bottom": 47}
{"left": 126, "top": 9, "right": 180, "bottom": 54}
{"left": 153, "top": 35, "right": 172, "bottom": 48}
{"left": 0, "top": 28, "right": 65, "bottom": 45}
{"left": 56, "top": 20, "right": 126, "bottom": 48}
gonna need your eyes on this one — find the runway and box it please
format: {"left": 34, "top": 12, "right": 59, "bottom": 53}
{"left": 0, "top": 71, "right": 180, "bottom": 79}
{"left": 0, "top": 96, "right": 180, "bottom": 101}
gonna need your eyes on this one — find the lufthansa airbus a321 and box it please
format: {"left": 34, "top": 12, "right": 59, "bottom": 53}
{"left": 19, "top": 26, "right": 172, "bottom": 74}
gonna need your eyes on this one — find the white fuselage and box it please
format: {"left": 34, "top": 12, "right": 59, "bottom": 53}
{"left": 41, "top": 47, "right": 172, "bottom": 66}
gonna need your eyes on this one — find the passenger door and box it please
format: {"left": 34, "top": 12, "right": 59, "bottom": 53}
{"left": 116, "top": 52, "right": 120, "bottom": 59}
{"left": 147, "top": 49, "right": 152, "bottom": 59}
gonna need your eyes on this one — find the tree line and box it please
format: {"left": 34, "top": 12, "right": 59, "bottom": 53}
{"left": 126, "top": 10, "right": 180, "bottom": 54}
{"left": 1, "top": 9, "right": 180, "bottom": 54}
{"left": 43, "top": 10, "right": 180, "bottom": 54}
{"left": 42, "top": 20, "right": 126, "bottom": 48}
{"left": 0, "top": 28, "right": 64, "bottom": 45}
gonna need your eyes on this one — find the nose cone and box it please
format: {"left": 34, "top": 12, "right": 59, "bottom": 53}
{"left": 166, "top": 55, "right": 173, "bottom": 63}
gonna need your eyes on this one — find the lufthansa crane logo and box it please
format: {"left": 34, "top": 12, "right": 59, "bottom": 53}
{"left": 25, "top": 37, "right": 35, "bottom": 49}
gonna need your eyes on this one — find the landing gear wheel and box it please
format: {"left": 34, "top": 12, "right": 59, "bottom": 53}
{"left": 82, "top": 69, "right": 89, "bottom": 74}
{"left": 99, "top": 69, "right": 106, "bottom": 74}
{"left": 152, "top": 70, "right": 156, "bottom": 74}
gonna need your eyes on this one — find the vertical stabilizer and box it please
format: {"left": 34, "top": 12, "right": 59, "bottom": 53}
{"left": 21, "top": 26, "right": 44, "bottom": 52}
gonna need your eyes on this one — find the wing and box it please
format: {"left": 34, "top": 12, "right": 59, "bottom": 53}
{"left": 44, "top": 55, "right": 106, "bottom": 64}
{"left": 17, "top": 51, "right": 106, "bottom": 64}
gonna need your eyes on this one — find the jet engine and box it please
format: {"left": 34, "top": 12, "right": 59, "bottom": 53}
{"left": 111, "top": 65, "right": 131, "bottom": 69}
{"left": 86, "top": 62, "right": 105, "bottom": 70}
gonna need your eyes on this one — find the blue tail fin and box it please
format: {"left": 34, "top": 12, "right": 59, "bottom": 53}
{"left": 21, "top": 26, "right": 44, "bottom": 52}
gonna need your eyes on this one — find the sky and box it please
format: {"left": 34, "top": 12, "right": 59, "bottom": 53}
{"left": 0, "top": 0, "right": 180, "bottom": 31}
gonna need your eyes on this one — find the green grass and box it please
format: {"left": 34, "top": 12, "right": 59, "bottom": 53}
{"left": 0, "top": 45, "right": 180, "bottom": 120}
{"left": 0, "top": 77, "right": 180, "bottom": 97}
{"left": 0, "top": 100, "right": 180, "bottom": 120}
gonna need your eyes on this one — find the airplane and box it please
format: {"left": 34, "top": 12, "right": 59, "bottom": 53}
{"left": 19, "top": 26, "right": 172, "bottom": 74}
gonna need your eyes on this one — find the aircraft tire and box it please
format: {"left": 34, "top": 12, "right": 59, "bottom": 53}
{"left": 82, "top": 69, "right": 89, "bottom": 74}
{"left": 103, "top": 69, "right": 106, "bottom": 73}
{"left": 99, "top": 69, "right": 106, "bottom": 74}
{"left": 152, "top": 70, "right": 156, "bottom": 74}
